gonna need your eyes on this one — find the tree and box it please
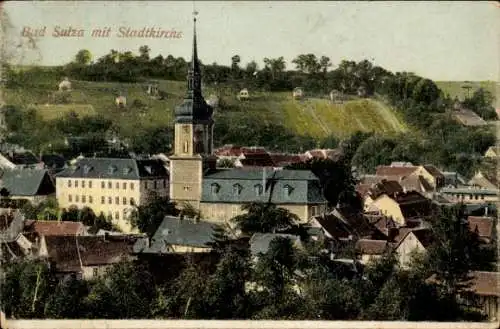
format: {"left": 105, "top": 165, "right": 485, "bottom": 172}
{"left": 463, "top": 88, "right": 497, "bottom": 120}
{"left": 44, "top": 275, "right": 90, "bottom": 318}
{"left": 75, "top": 49, "right": 92, "bottom": 65}
{"left": 263, "top": 57, "right": 286, "bottom": 80}
{"left": 231, "top": 202, "right": 298, "bottom": 235}
{"left": 129, "top": 192, "right": 179, "bottom": 235}
{"left": 139, "top": 45, "right": 151, "bottom": 60}
{"left": 292, "top": 54, "right": 320, "bottom": 74}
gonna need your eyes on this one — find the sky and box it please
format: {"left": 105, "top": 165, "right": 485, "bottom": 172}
{"left": 2, "top": 1, "right": 499, "bottom": 81}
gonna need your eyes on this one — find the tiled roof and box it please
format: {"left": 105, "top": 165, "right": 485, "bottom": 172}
{"left": 376, "top": 165, "right": 418, "bottom": 177}
{"left": 313, "top": 213, "right": 353, "bottom": 239}
{"left": 202, "top": 168, "right": 326, "bottom": 204}
{"left": 304, "top": 148, "right": 343, "bottom": 161}
{"left": 423, "top": 165, "right": 444, "bottom": 179}
{"left": 269, "top": 154, "right": 304, "bottom": 167}
{"left": 4, "top": 151, "right": 40, "bottom": 165}
{"left": 56, "top": 158, "right": 168, "bottom": 180}
{"left": 468, "top": 271, "right": 500, "bottom": 297}
{"left": 133, "top": 216, "right": 220, "bottom": 254}
{"left": 0, "top": 169, "right": 54, "bottom": 196}
{"left": 24, "top": 220, "right": 85, "bottom": 237}
{"left": 467, "top": 216, "right": 494, "bottom": 241}
{"left": 249, "top": 233, "right": 301, "bottom": 257}
{"left": 238, "top": 153, "right": 275, "bottom": 167}
{"left": 392, "top": 191, "right": 432, "bottom": 219}
{"left": 43, "top": 235, "right": 137, "bottom": 272}
{"left": 394, "top": 227, "right": 433, "bottom": 248}
{"left": 355, "top": 239, "right": 389, "bottom": 255}
{"left": 356, "top": 184, "right": 372, "bottom": 198}
{"left": 333, "top": 206, "right": 375, "bottom": 238}
{"left": 369, "top": 180, "right": 403, "bottom": 199}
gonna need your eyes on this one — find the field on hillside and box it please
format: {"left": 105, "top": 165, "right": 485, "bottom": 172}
{"left": 435, "top": 81, "right": 497, "bottom": 101}
{"left": 4, "top": 78, "right": 409, "bottom": 139}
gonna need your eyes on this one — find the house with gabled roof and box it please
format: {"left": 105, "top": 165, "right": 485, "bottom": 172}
{"left": 39, "top": 234, "right": 138, "bottom": 280}
{"left": 199, "top": 168, "right": 327, "bottom": 224}
{"left": 460, "top": 271, "right": 500, "bottom": 322}
{"left": 375, "top": 163, "right": 445, "bottom": 190}
{"left": 355, "top": 239, "right": 391, "bottom": 265}
{"left": 393, "top": 227, "right": 433, "bottom": 269}
{"left": 55, "top": 157, "right": 169, "bottom": 232}
{"left": 133, "top": 215, "right": 219, "bottom": 254}
{"left": 249, "top": 233, "right": 303, "bottom": 261}
{"left": 0, "top": 168, "right": 55, "bottom": 205}
{"left": 366, "top": 190, "right": 433, "bottom": 226}
{"left": 484, "top": 145, "right": 500, "bottom": 158}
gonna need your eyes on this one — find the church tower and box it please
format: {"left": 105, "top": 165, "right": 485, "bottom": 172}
{"left": 169, "top": 15, "right": 216, "bottom": 209}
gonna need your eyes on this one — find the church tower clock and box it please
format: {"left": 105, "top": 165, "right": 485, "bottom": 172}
{"left": 169, "top": 15, "right": 216, "bottom": 209}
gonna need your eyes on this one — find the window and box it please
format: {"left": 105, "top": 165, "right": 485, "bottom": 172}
{"left": 75, "top": 195, "right": 79, "bottom": 202}
{"left": 475, "top": 195, "right": 479, "bottom": 200}
{"left": 75, "top": 180, "right": 79, "bottom": 188}
{"left": 116, "top": 182, "right": 119, "bottom": 189}
{"left": 108, "top": 182, "right": 112, "bottom": 189}
{"left": 481, "top": 195, "right": 485, "bottom": 200}
{"left": 68, "top": 195, "right": 72, "bottom": 202}
{"left": 254, "top": 184, "right": 263, "bottom": 196}
{"left": 68, "top": 180, "right": 72, "bottom": 188}
{"left": 101, "top": 181, "right": 105, "bottom": 188}
{"left": 123, "top": 197, "right": 127, "bottom": 205}
{"left": 89, "top": 196, "right": 93, "bottom": 204}
{"left": 83, "top": 165, "right": 92, "bottom": 175}
{"left": 108, "top": 197, "right": 112, "bottom": 204}
{"left": 107, "top": 212, "right": 112, "bottom": 220}
{"left": 82, "top": 180, "right": 85, "bottom": 188}
{"left": 232, "top": 184, "right": 242, "bottom": 195}
{"left": 115, "top": 212, "right": 119, "bottom": 220}
{"left": 283, "top": 184, "right": 293, "bottom": 197}
{"left": 130, "top": 183, "right": 135, "bottom": 190}
{"left": 211, "top": 183, "right": 220, "bottom": 194}
{"left": 183, "top": 186, "right": 191, "bottom": 191}
{"left": 82, "top": 195, "right": 86, "bottom": 203}
{"left": 183, "top": 141, "right": 188, "bottom": 153}
{"left": 115, "top": 197, "right": 120, "bottom": 205}
{"left": 89, "top": 181, "right": 92, "bottom": 188}
{"left": 130, "top": 198, "right": 135, "bottom": 206}
{"left": 122, "top": 182, "right": 127, "bottom": 189}
{"left": 101, "top": 196, "right": 105, "bottom": 204}
{"left": 93, "top": 268, "right": 99, "bottom": 278}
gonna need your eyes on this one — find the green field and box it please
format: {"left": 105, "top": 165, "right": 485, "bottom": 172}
{"left": 3, "top": 78, "right": 412, "bottom": 139}
{"left": 435, "top": 81, "right": 497, "bottom": 101}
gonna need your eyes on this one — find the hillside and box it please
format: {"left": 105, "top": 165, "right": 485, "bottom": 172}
{"left": 4, "top": 79, "right": 409, "bottom": 140}
{"left": 435, "top": 81, "right": 496, "bottom": 101}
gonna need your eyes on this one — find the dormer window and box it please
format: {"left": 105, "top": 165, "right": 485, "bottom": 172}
{"left": 283, "top": 184, "right": 293, "bottom": 197}
{"left": 123, "top": 167, "right": 132, "bottom": 175}
{"left": 83, "top": 165, "right": 92, "bottom": 174}
{"left": 108, "top": 165, "right": 117, "bottom": 174}
{"left": 144, "top": 166, "right": 152, "bottom": 174}
{"left": 254, "top": 184, "right": 263, "bottom": 196}
{"left": 233, "top": 183, "right": 243, "bottom": 196}
{"left": 211, "top": 183, "right": 220, "bottom": 194}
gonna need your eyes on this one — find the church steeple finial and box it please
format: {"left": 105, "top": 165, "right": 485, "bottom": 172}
{"left": 186, "top": 10, "right": 201, "bottom": 97}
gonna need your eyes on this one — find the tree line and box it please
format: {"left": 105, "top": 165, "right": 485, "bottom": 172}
{"left": 1, "top": 203, "right": 496, "bottom": 321}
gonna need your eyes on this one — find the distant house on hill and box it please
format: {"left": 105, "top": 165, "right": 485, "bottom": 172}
{"left": 58, "top": 77, "right": 72, "bottom": 91}
{"left": 453, "top": 108, "right": 488, "bottom": 127}
{"left": 237, "top": 89, "right": 249, "bottom": 101}
{"left": 115, "top": 95, "right": 127, "bottom": 108}
{"left": 484, "top": 145, "right": 500, "bottom": 158}
{"left": 293, "top": 87, "right": 304, "bottom": 100}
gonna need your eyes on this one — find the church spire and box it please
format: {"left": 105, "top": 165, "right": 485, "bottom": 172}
{"left": 187, "top": 12, "right": 201, "bottom": 98}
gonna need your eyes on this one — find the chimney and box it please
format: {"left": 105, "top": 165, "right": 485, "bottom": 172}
{"left": 484, "top": 206, "right": 488, "bottom": 217}
{"left": 388, "top": 227, "right": 399, "bottom": 243}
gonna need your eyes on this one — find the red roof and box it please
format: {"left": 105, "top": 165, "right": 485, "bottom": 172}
{"left": 468, "top": 271, "right": 500, "bottom": 297}
{"left": 468, "top": 216, "right": 494, "bottom": 242}
{"left": 356, "top": 239, "right": 389, "bottom": 255}
{"left": 269, "top": 154, "right": 304, "bottom": 167}
{"left": 376, "top": 165, "right": 418, "bottom": 177}
{"left": 305, "top": 148, "right": 343, "bottom": 161}
{"left": 24, "top": 220, "right": 85, "bottom": 236}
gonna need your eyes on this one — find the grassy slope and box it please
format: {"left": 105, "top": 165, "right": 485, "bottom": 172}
{"left": 435, "top": 81, "right": 496, "bottom": 101}
{"left": 5, "top": 78, "right": 410, "bottom": 140}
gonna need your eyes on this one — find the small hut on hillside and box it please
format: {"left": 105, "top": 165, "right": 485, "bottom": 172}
{"left": 146, "top": 81, "right": 159, "bottom": 97}
{"left": 115, "top": 95, "right": 127, "bottom": 108}
{"left": 293, "top": 87, "right": 304, "bottom": 100}
{"left": 58, "top": 77, "right": 72, "bottom": 91}
{"left": 330, "top": 89, "right": 344, "bottom": 103}
{"left": 238, "top": 89, "right": 249, "bottom": 101}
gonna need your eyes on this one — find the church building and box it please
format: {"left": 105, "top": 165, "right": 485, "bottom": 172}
{"left": 169, "top": 17, "right": 327, "bottom": 224}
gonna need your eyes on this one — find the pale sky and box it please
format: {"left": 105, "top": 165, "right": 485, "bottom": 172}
{"left": 2, "top": 1, "right": 499, "bottom": 81}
